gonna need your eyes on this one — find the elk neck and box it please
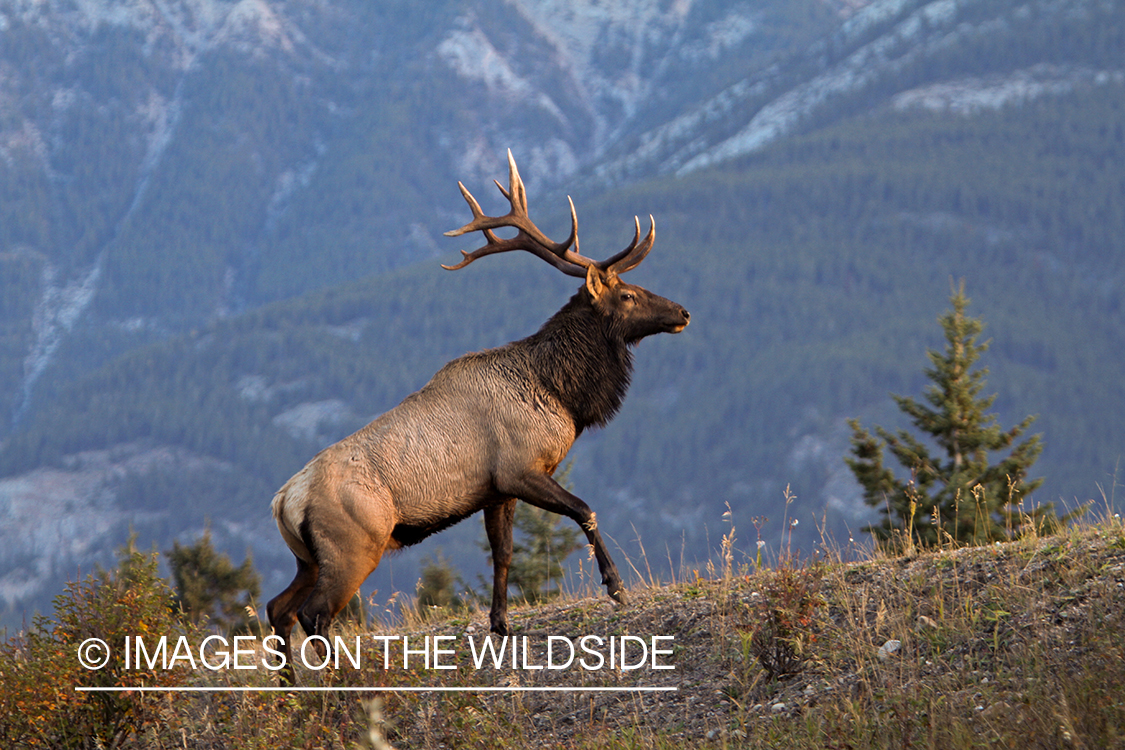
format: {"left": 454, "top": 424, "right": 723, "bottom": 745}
{"left": 525, "top": 289, "right": 634, "bottom": 435}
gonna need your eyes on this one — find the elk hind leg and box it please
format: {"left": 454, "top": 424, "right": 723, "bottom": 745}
{"left": 296, "top": 496, "right": 392, "bottom": 662}
{"left": 295, "top": 555, "right": 382, "bottom": 667}
{"left": 267, "top": 556, "right": 318, "bottom": 683}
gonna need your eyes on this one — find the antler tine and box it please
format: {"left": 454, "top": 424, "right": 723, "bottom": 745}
{"left": 568, "top": 196, "right": 580, "bottom": 258}
{"left": 597, "top": 216, "right": 641, "bottom": 270}
{"left": 616, "top": 215, "right": 656, "bottom": 274}
{"left": 444, "top": 182, "right": 486, "bottom": 230}
{"left": 505, "top": 149, "right": 528, "bottom": 214}
{"left": 599, "top": 215, "right": 656, "bottom": 275}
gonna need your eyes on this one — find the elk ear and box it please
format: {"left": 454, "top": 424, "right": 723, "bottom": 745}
{"left": 585, "top": 265, "right": 609, "bottom": 300}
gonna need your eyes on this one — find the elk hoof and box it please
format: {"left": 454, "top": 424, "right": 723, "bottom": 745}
{"left": 609, "top": 587, "right": 628, "bottom": 606}
{"left": 278, "top": 665, "right": 297, "bottom": 688}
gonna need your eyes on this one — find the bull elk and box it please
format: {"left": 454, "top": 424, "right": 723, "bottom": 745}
{"left": 267, "top": 151, "right": 689, "bottom": 680}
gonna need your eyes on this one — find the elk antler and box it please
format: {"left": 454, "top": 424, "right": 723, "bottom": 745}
{"left": 597, "top": 214, "right": 656, "bottom": 275}
{"left": 443, "top": 150, "right": 655, "bottom": 278}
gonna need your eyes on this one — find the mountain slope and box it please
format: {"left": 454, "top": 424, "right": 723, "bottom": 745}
{"left": 0, "top": 0, "right": 837, "bottom": 425}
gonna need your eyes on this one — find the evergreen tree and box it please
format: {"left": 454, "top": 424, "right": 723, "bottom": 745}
{"left": 508, "top": 461, "right": 582, "bottom": 604}
{"left": 846, "top": 282, "right": 1055, "bottom": 548}
{"left": 507, "top": 502, "right": 582, "bottom": 604}
{"left": 416, "top": 551, "right": 463, "bottom": 611}
{"left": 166, "top": 529, "right": 261, "bottom": 633}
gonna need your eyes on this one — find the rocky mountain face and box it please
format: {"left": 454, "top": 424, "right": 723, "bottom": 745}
{"left": 0, "top": 0, "right": 833, "bottom": 416}
{"left": 2, "top": 0, "right": 1123, "bottom": 627}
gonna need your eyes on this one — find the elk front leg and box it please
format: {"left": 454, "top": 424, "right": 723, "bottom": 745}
{"left": 499, "top": 471, "right": 627, "bottom": 606}
{"left": 483, "top": 499, "right": 517, "bottom": 635}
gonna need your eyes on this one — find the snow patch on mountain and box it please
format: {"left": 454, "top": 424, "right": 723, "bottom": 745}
{"left": 675, "top": 0, "right": 1111, "bottom": 175}
{"left": 219, "top": 0, "right": 295, "bottom": 54}
{"left": 838, "top": 0, "right": 918, "bottom": 41}
{"left": 272, "top": 399, "right": 356, "bottom": 443}
{"left": 588, "top": 0, "right": 1117, "bottom": 181}
{"left": 506, "top": 0, "right": 695, "bottom": 136}
{"left": 0, "top": 118, "right": 47, "bottom": 168}
{"left": 678, "top": 6, "right": 760, "bottom": 63}
{"left": 0, "top": 444, "right": 226, "bottom": 609}
{"left": 12, "top": 78, "right": 188, "bottom": 422}
{"left": 510, "top": 0, "right": 691, "bottom": 116}
{"left": 14, "top": 261, "right": 102, "bottom": 423}
{"left": 6, "top": 0, "right": 298, "bottom": 66}
{"left": 438, "top": 0, "right": 768, "bottom": 182}
{"left": 677, "top": 0, "right": 964, "bottom": 174}
{"left": 893, "top": 65, "right": 1125, "bottom": 114}
{"left": 437, "top": 27, "right": 567, "bottom": 124}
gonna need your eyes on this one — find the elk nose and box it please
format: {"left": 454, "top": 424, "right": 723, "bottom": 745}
{"left": 680, "top": 307, "right": 690, "bottom": 323}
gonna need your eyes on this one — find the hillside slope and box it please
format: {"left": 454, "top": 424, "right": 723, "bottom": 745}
{"left": 381, "top": 522, "right": 1125, "bottom": 747}
{"left": 7, "top": 519, "right": 1124, "bottom": 747}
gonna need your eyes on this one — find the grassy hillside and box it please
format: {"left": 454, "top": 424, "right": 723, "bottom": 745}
{"left": 4, "top": 511, "right": 1123, "bottom": 748}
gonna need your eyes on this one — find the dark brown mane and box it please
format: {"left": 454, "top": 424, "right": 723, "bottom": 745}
{"left": 527, "top": 289, "right": 633, "bottom": 433}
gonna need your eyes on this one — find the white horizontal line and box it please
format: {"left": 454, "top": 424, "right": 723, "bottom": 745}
{"left": 76, "top": 686, "right": 677, "bottom": 693}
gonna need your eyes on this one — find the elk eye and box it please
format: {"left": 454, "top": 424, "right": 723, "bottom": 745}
{"left": 620, "top": 291, "right": 636, "bottom": 302}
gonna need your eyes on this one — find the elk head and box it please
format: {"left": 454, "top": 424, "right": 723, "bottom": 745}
{"left": 442, "top": 150, "right": 690, "bottom": 343}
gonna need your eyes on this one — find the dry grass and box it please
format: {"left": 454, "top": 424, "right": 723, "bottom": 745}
{"left": 5, "top": 509, "right": 1124, "bottom": 748}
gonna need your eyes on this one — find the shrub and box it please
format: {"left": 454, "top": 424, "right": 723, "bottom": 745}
{"left": 745, "top": 566, "right": 824, "bottom": 680}
{"left": 0, "top": 537, "right": 192, "bottom": 748}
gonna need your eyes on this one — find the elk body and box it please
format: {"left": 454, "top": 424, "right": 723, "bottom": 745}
{"left": 267, "top": 152, "right": 689, "bottom": 679}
